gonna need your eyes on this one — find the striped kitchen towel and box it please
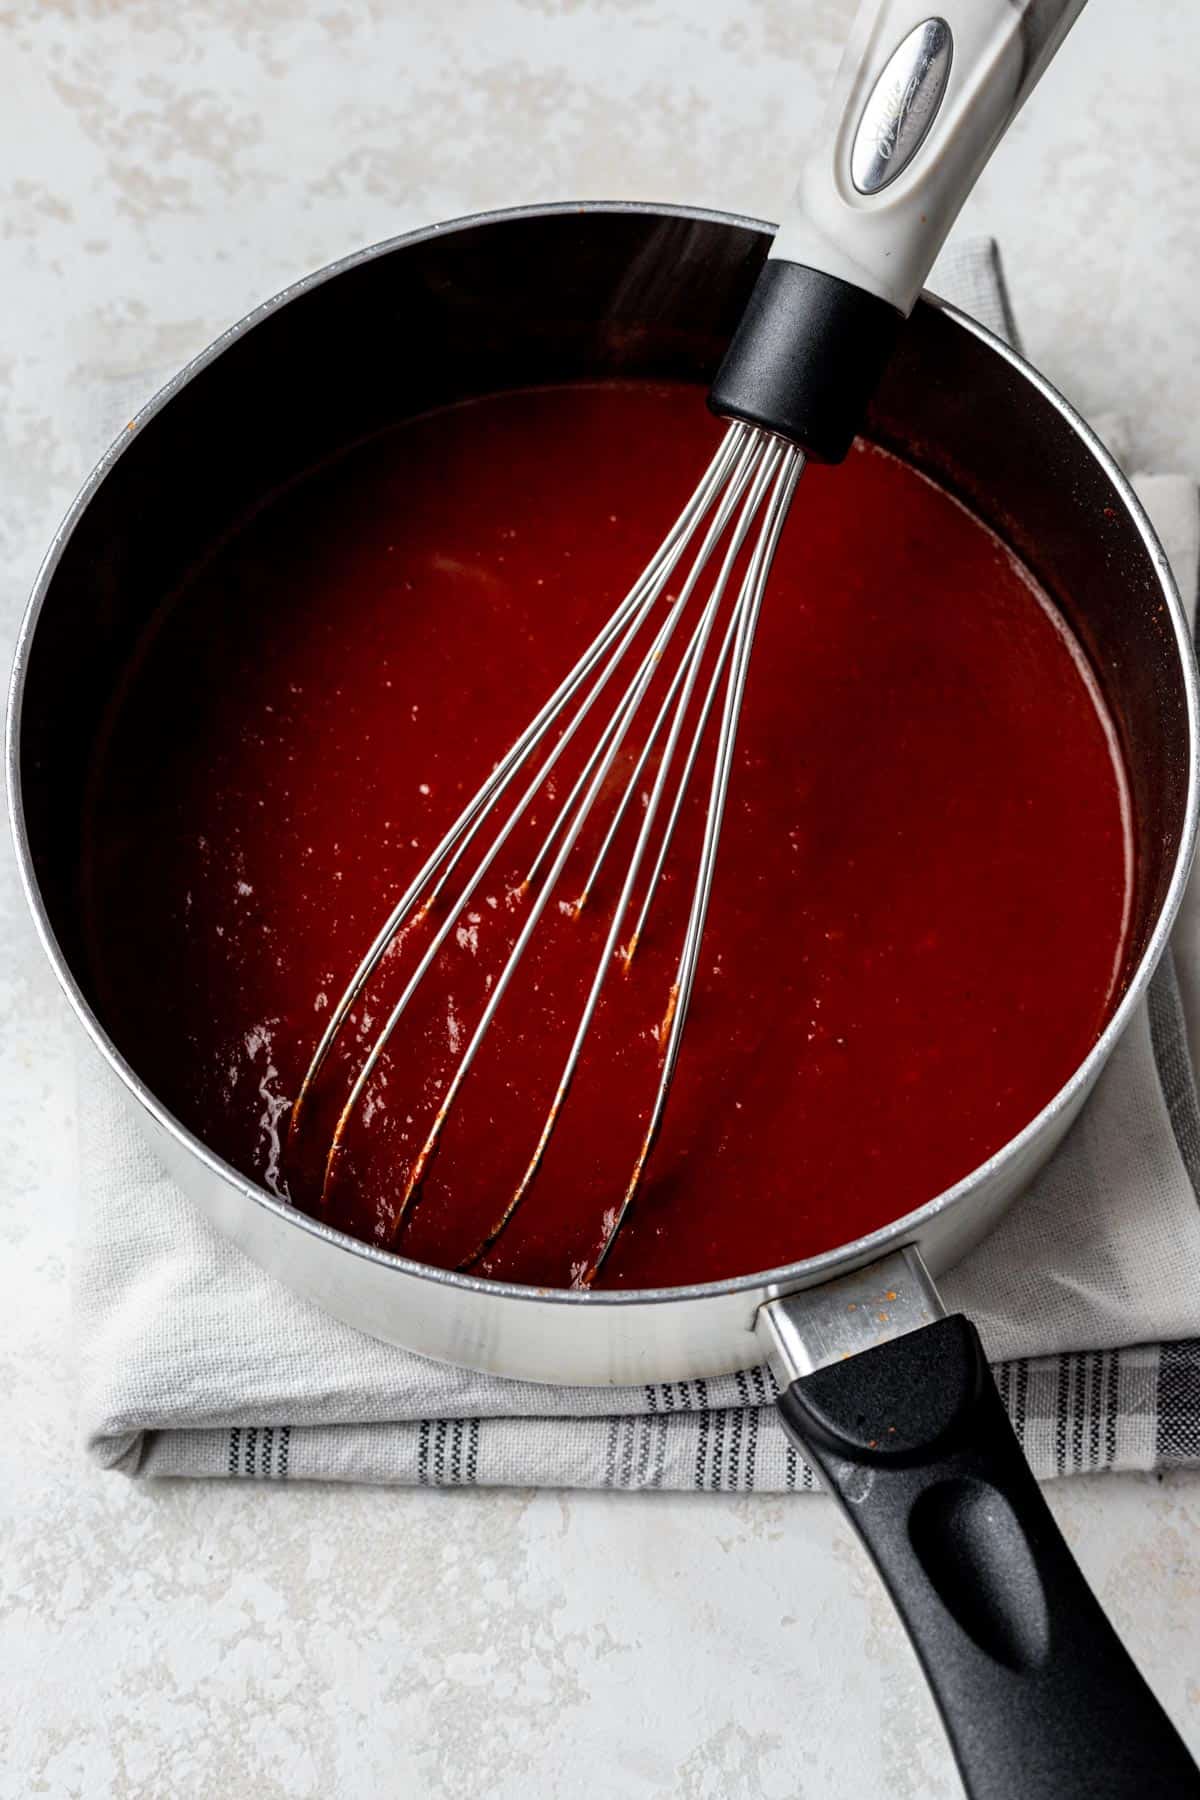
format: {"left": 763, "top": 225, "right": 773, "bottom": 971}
{"left": 73, "top": 238, "right": 1200, "bottom": 1487}
{"left": 144, "top": 1340, "right": 1187, "bottom": 1490}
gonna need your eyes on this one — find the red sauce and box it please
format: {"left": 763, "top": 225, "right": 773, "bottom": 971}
{"left": 83, "top": 381, "right": 1132, "bottom": 1288}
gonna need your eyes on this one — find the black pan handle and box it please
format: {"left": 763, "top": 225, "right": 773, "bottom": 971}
{"left": 775, "top": 1315, "right": 1200, "bottom": 1799}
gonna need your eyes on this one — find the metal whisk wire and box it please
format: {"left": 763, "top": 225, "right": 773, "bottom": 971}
{"left": 292, "top": 422, "right": 748, "bottom": 1126}
{"left": 588, "top": 433, "right": 802, "bottom": 1277}
{"left": 290, "top": 420, "right": 804, "bottom": 1275}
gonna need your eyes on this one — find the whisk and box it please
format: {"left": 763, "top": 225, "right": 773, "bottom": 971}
{"left": 290, "top": 0, "right": 1088, "bottom": 1278}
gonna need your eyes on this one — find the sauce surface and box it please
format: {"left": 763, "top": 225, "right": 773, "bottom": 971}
{"left": 83, "top": 381, "right": 1132, "bottom": 1288}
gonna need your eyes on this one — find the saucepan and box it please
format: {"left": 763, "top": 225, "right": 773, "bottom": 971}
{"left": 9, "top": 203, "right": 1200, "bottom": 1795}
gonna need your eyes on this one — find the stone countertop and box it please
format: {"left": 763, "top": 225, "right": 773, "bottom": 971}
{"left": 3, "top": 2, "right": 1199, "bottom": 1795}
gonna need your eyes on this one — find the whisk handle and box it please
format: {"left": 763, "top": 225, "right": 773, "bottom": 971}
{"left": 773, "top": 0, "right": 1087, "bottom": 316}
{"left": 775, "top": 1316, "right": 1200, "bottom": 1800}
{"left": 710, "top": 0, "right": 1088, "bottom": 460}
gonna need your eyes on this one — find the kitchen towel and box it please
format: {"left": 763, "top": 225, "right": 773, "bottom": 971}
{"left": 73, "top": 238, "right": 1200, "bottom": 1487}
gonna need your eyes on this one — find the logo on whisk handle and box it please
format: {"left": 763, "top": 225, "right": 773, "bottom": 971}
{"left": 851, "top": 17, "right": 954, "bottom": 196}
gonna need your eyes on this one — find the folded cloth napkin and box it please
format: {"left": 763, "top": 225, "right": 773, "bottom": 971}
{"left": 73, "top": 239, "right": 1200, "bottom": 1487}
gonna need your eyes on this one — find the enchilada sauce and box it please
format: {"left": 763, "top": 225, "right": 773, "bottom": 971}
{"left": 83, "top": 382, "right": 1132, "bottom": 1288}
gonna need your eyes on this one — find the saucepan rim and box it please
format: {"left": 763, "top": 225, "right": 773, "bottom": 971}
{"left": 8, "top": 198, "right": 1199, "bottom": 1312}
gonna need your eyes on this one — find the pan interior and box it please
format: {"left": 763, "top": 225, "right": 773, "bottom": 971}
{"left": 15, "top": 208, "right": 1192, "bottom": 1299}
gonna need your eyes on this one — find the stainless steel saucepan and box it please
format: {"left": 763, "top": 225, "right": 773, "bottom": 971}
{"left": 10, "top": 203, "right": 1200, "bottom": 1796}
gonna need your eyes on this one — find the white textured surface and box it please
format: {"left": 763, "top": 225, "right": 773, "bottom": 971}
{"left": 3, "top": 2, "right": 1200, "bottom": 1793}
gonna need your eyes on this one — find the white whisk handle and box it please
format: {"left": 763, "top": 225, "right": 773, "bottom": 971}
{"left": 772, "top": 0, "right": 1087, "bottom": 315}
{"left": 709, "top": 0, "right": 1088, "bottom": 463}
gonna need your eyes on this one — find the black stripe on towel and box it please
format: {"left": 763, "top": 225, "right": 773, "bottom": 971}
{"left": 1157, "top": 1340, "right": 1200, "bottom": 1467}
{"left": 1087, "top": 1351, "right": 1104, "bottom": 1473}
{"left": 727, "top": 1400, "right": 745, "bottom": 1491}
{"left": 604, "top": 1414, "right": 620, "bottom": 1490}
{"left": 710, "top": 1406, "right": 727, "bottom": 1492}
{"left": 1106, "top": 1348, "right": 1120, "bottom": 1470}
{"left": 1055, "top": 1355, "right": 1071, "bottom": 1477}
{"left": 695, "top": 1380, "right": 711, "bottom": 1490}
{"left": 634, "top": 1414, "right": 653, "bottom": 1489}
{"left": 1013, "top": 1358, "right": 1030, "bottom": 1458}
